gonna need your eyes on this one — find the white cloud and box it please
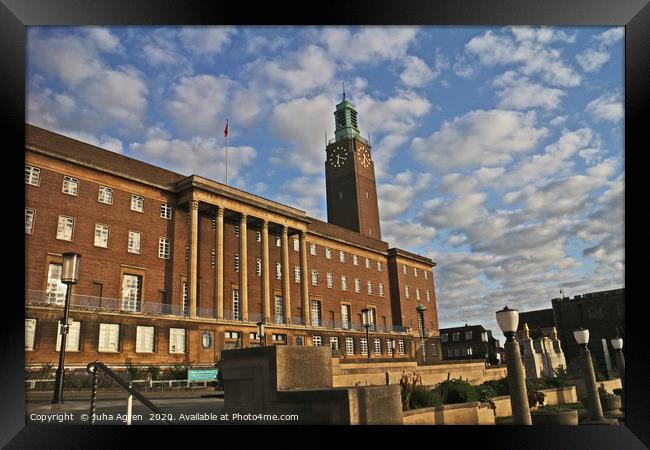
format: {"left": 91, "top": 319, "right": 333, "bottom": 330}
{"left": 381, "top": 219, "right": 438, "bottom": 250}
{"left": 412, "top": 109, "right": 548, "bottom": 171}
{"left": 576, "top": 27, "right": 623, "bottom": 73}
{"left": 419, "top": 193, "right": 488, "bottom": 229}
{"left": 85, "top": 27, "right": 121, "bottom": 53}
{"left": 400, "top": 56, "right": 436, "bottom": 88}
{"left": 321, "top": 27, "right": 418, "bottom": 66}
{"left": 276, "top": 176, "right": 326, "bottom": 218}
{"left": 493, "top": 73, "right": 565, "bottom": 110}
{"left": 378, "top": 170, "right": 433, "bottom": 220}
{"left": 30, "top": 35, "right": 102, "bottom": 86}
{"left": 178, "top": 26, "right": 235, "bottom": 56}
{"left": 585, "top": 93, "right": 624, "bottom": 122}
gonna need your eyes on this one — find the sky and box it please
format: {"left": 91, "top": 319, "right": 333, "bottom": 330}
{"left": 26, "top": 26, "right": 624, "bottom": 343}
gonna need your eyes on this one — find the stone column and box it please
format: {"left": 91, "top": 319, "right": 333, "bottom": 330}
{"left": 281, "top": 226, "right": 291, "bottom": 324}
{"left": 188, "top": 200, "right": 199, "bottom": 318}
{"left": 505, "top": 339, "right": 532, "bottom": 425}
{"left": 299, "top": 231, "right": 310, "bottom": 326}
{"left": 262, "top": 220, "right": 271, "bottom": 323}
{"left": 239, "top": 214, "right": 248, "bottom": 322}
{"left": 216, "top": 206, "right": 224, "bottom": 320}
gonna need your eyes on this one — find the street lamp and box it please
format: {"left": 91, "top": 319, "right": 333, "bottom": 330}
{"left": 610, "top": 334, "right": 624, "bottom": 410}
{"left": 416, "top": 302, "right": 427, "bottom": 363}
{"left": 481, "top": 330, "right": 489, "bottom": 367}
{"left": 361, "top": 308, "right": 371, "bottom": 359}
{"left": 574, "top": 327, "right": 615, "bottom": 424}
{"left": 496, "top": 305, "right": 532, "bottom": 425}
{"left": 52, "top": 252, "right": 81, "bottom": 404}
{"left": 256, "top": 321, "right": 265, "bottom": 348}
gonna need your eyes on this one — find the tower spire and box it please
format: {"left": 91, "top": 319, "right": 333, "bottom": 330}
{"left": 342, "top": 81, "right": 346, "bottom": 101}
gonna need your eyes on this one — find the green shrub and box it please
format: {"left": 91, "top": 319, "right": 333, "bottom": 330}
{"left": 168, "top": 363, "right": 190, "bottom": 380}
{"left": 147, "top": 366, "right": 161, "bottom": 381}
{"left": 409, "top": 386, "right": 443, "bottom": 409}
{"left": 480, "top": 378, "right": 510, "bottom": 396}
{"left": 436, "top": 378, "right": 480, "bottom": 404}
{"left": 125, "top": 362, "right": 145, "bottom": 381}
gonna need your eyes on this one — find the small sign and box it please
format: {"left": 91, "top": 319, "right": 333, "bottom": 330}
{"left": 187, "top": 369, "right": 219, "bottom": 382}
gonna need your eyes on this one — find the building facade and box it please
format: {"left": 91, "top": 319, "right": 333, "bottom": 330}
{"left": 439, "top": 324, "right": 500, "bottom": 365}
{"left": 519, "top": 324, "right": 567, "bottom": 379}
{"left": 24, "top": 98, "right": 442, "bottom": 370}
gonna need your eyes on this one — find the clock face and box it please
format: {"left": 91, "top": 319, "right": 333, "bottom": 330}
{"left": 357, "top": 145, "right": 372, "bottom": 167}
{"left": 328, "top": 145, "right": 349, "bottom": 168}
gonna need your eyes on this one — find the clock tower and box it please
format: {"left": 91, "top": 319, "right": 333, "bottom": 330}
{"left": 325, "top": 95, "right": 382, "bottom": 240}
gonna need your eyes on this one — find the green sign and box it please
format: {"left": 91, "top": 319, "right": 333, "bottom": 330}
{"left": 187, "top": 369, "right": 219, "bottom": 382}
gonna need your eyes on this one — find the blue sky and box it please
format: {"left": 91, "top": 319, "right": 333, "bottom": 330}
{"left": 27, "top": 26, "right": 624, "bottom": 342}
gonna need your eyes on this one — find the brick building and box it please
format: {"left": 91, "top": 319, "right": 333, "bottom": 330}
{"left": 24, "top": 98, "right": 442, "bottom": 370}
{"left": 439, "top": 324, "right": 500, "bottom": 365}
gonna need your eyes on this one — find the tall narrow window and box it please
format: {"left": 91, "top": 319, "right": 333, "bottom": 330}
{"left": 374, "top": 338, "right": 382, "bottom": 355}
{"left": 365, "top": 258, "right": 371, "bottom": 269}
{"left": 274, "top": 296, "right": 284, "bottom": 324}
{"left": 378, "top": 283, "right": 384, "bottom": 297}
{"left": 160, "top": 203, "right": 173, "bottom": 219}
{"left": 367, "top": 281, "right": 373, "bottom": 295}
{"left": 25, "top": 319, "right": 37, "bottom": 351}
{"left": 311, "top": 299, "right": 322, "bottom": 326}
{"left": 416, "top": 288, "right": 421, "bottom": 301}
{"left": 293, "top": 238, "right": 299, "bottom": 251}
{"left": 341, "top": 275, "right": 348, "bottom": 291}
{"left": 256, "top": 231, "right": 261, "bottom": 242}
{"left": 46, "top": 263, "right": 66, "bottom": 304}
{"left": 234, "top": 224, "right": 239, "bottom": 236}
{"left": 326, "top": 273, "right": 333, "bottom": 288}
{"left": 405, "top": 286, "right": 410, "bottom": 299}
{"left": 414, "top": 267, "right": 419, "bottom": 277}
{"left": 329, "top": 336, "right": 339, "bottom": 350}
{"left": 98, "top": 186, "right": 113, "bottom": 204}
{"left": 158, "top": 237, "right": 170, "bottom": 259}
{"left": 294, "top": 266, "right": 301, "bottom": 283}
{"left": 387, "top": 339, "right": 393, "bottom": 356}
{"left": 25, "top": 165, "right": 41, "bottom": 186}
{"left": 121, "top": 274, "right": 141, "bottom": 312}
{"left": 94, "top": 223, "right": 110, "bottom": 248}
{"left": 354, "top": 278, "right": 361, "bottom": 293}
{"left": 275, "top": 236, "right": 281, "bottom": 247}
{"left": 403, "top": 265, "right": 408, "bottom": 274}
{"left": 325, "top": 248, "right": 332, "bottom": 259}
{"left": 398, "top": 340, "right": 405, "bottom": 355}
{"left": 339, "top": 251, "right": 346, "bottom": 263}
{"left": 25, "top": 208, "right": 35, "bottom": 234}
{"left": 310, "top": 243, "right": 317, "bottom": 255}
{"left": 62, "top": 176, "right": 79, "bottom": 196}
{"left": 256, "top": 258, "right": 262, "bottom": 277}
{"left": 360, "top": 338, "right": 368, "bottom": 356}
{"left": 234, "top": 253, "right": 240, "bottom": 272}
{"left": 426, "top": 290, "right": 431, "bottom": 303}
{"left": 131, "top": 195, "right": 144, "bottom": 212}
{"left": 368, "top": 307, "right": 377, "bottom": 331}
{"left": 353, "top": 255, "right": 359, "bottom": 266}
{"left": 56, "top": 215, "right": 75, "bottom": 241}
{"left": 345, "top": 337, "right": 354, "bottom": 355}
{"left": 182, "top": 282, "right": 188, "bottom": 316}
{"left": 311, "top": 270, "right": 318, "bottom": 286}
{"left": 341, "top": 304, "right": 351, "bottom": 329}
{"left": 98, "top": 323, "right": 119, "bottom": 352}
{"left": 377, "top": 261, "right": 383, "bottom": 272}
{"left": 136, "top": 326, "right": 155, "bottom": 353}
{"left": 232, "top": 289, "right": 240, "bottom": 320}
{"left": 56, "top": 320, "right": 81, "bottom": 351}
{"left": 169, "top": 328, "right": 186, "bottom": 354}
{"left": 424, "top": 271, "right": 429, "bottom": 280}
{"left": 312, "top": 336, "right": 323, "bottom": 346}
{"left": 128, "top": 231, "right": 142, "bottom": 254}
{"left": 276, "top": 262, "right": 282, "bottom": 280}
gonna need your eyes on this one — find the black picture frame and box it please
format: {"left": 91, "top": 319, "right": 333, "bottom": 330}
{"left": 1, "top": 0, "right": 646, "bottom": 447}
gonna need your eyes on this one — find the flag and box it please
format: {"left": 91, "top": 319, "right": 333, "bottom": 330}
{"left": 224, "top": 120, "right": 229, "bottom": 138}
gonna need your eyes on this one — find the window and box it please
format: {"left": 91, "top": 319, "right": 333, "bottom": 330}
{"left": 325, "top": 248, "right": 332, "bottom": 259}
{"left": 293, "top": 238, "right": 299, "bottom": 251}
{"left": 274, "top": 296, "right": 284, "bottom": 324}
{"left": 466, "top": 347, "right": 473, "bottom": 356}
{"left": 354, "top": 278, "right": 361, "bottom": 293}
{"left": 378, "top": 283, "right": 384, "bottom": 297}
{"left": 98, "top": 323, "right": 119, "bottom": 352}
{"left": 431, "top": 343, "right": 438, "bottom": 356}
{"left": 256, "top": 231, "right": 261, "bottom": 242}
{"left": 403, "top": 265, "right": 408, "bottom": 274}
{"left": 46, "top": 263, "right": 66, "bottom": 304}
{"left": 311, "top": 299, "right": 322, "bottom": 326}
{"left": 326, "top": 272, "right": 333, "bottom": 288}
{"left": 272, "top": 334, "right": 287, "bottom": 342}
{"left": 131, "top": 195, "right": 144, "bottom": 212}
{"left": 136, "top": 326, "right": 155, "bottom": 353}
{"left": 310, "top": 243, "right": 317, "bottom": 256}
{"left": 368, "top": 307, "right": 377, "bottom": 331}
{"left": 416, "top": 288, "right": 421, "bottom": 301}
{"left": 345, "top": 337, "right": 355, "bottom": 355}
{"left": 160, "top": 203, "right": 173, "bottom": 219}
{"left": 169, "top": 328, "right": 186, "bottom": 354}
{"left": 275, "top": 236, "right": 281, "bottom": 247}
{"left": 365, "top": 258, "right": 371, "bottom": 269}
{"left": 353, "top": 255, "right": 359, "bottom": 266}
{"left": 234, "top": 224, "right": 239, "bottom": 237}
{"left": 256, "top": 258, "right": 262, "bottom": 277}
{"left": 234, "top": 253, "right": 240, "bottom": 272}
{"left": 330, "top": 337, "right": 339, "bottom": 350}
{"left": 294, "top": 266, "right": 301, "bottom": 283}
{"left": 441, "top": 333, "right": 448, "bottom": 342}
{"left": 341, "top": 304, "right": 351, "bottom": 329}
{"left": 387, "top": 339, "right": 393, "bottom": 356}
{"left": 424, "top": 271, "right": 429, "bottom": 280}
{"left": 98, "top": 186, "right": 113, "bottom": 204}
{"left": 414, "top": 267, "right": 418, "bottom": 277}
{"left": 453, "top": 332, "right": 460, "bottom": 342}
{"left": 339, "top": 251, "right": 346, "bottom": 263}
{"left": 405, "top": 286, "right": 410, "bottom": 299}
{"left": 276, "top": 262, "right": 282, "bottom": 280}
{"left": 56, "top": 320, "right": 81, "bottom": 352}
{"left": 62, "top": 176, "right": 79, "bottom": 195}
{"left": 377, "top": 261, "right": 383, "bottom": 272}
{"left": 367, "top": 281, "right": 373, "bottom": 295}
{"left": 249, "top": 332, "right": 260, "bottom": 341}
{"left": 454, "top": 348, "right": 461, "bottom": 357}
{"left": 312, "top": 336, "right": 322, "bottom": 347}
{"left": 158, "top": 237, "right": 170, "bottom": 259}
{"left": 25, "top": 319, "right": 37, "bottom": 351}
{"left": 360, "top": 338, "right": 368, "bottom": 356}
{"left": 426, "top": 290, "right": 431, "bottom": 303}
{"left": 56, "top": 215, "right": 75, "bottom": 241}
{"left": 465, "top": 331, "right": 473, "bottom": 340}
{"left": 128, "top": 231, "right": 142, "bottom": 254}
{"left": 25, "top": 165, "right": 41, "bottom": 186}
{"left": 25, "top": 208, "right": 35, "bottom": 234}
{"left": 311, "top": 270, "right": 318, "bottom": 286}
{"left": 398, "top": 340, "right": 405, "bottom": 355}
{"left": 94, "top": 223, "right": 110, "bottom": 248}
{"left": 121, "top": 274, "right": 142, "bottom": 311}
{"left": 341, "top": 275, "right": 348, "bottom": 291}
{"left": 374, "top": 338, "right": 382, "bottom": 355}
{"left": 182, "top": 282, "right": 189, "bottom": 316}
{"left": 225, "top": 331, "right": 240, "bottom": 339}
{"left": 232, "top": 289, "right": 240, "bottom": 320}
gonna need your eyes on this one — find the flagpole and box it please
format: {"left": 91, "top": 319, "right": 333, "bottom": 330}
{"left": 225, "top": 119, "right": 229, "bottom": 186}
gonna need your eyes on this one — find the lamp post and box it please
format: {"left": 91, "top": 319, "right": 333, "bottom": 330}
{"left": 610, "top": 335, "right": 624, "bottom": 410}
{"left": 416, "top": 302, "right": 427, "bottom": 363}
{"left": 574, "top": 328, "right": 615, "bottom": 424}
{"left": 361, "top": 308, "right": 371, "bottom": 359}
{"left": 481, "top": 330, "right": 489, "bottom": 367}
{"left": 52, "top": 252, "right": 81, "bottom": 404}
{"left": 256, "top": 321, "right": 265, "bottom": 348}
{"left": 496, "top": 306, "right": 531, "bottom": 425}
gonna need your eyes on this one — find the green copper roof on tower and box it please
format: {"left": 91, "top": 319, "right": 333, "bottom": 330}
{"left": 334, "top": 89, "right": 360, "bottom": 142}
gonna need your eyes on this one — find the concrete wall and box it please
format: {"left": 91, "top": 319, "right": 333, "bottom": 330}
{"left": 566, "top": 377, "right": 621, "bottom": 399}
{"left": 403, "top": 402, "right": 495, "bottom": 425}
{"left": 491, "top": 386, "right": 578, "bottom": 418}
